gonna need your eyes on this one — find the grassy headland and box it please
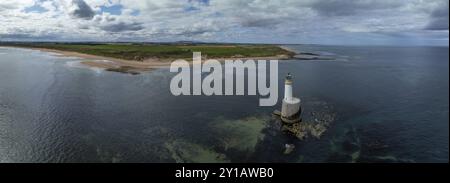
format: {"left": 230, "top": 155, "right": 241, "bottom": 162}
{"left": 5, "top": 43, "right": 295, "bottom": 61}
{"left": 1, "top": 42, "right": 296, "bottom": 74}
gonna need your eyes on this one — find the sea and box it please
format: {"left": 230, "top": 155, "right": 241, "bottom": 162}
{"left": 0, "top": 45, "right": 448, "bottom": 163}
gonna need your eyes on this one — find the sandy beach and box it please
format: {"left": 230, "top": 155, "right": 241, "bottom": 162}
{"left": 28, "top": 47, "right": 171, "bottom": 69}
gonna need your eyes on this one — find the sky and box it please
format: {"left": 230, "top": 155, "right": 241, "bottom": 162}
{"left": 0, "top": 0, "right": 448, "bottom": 46}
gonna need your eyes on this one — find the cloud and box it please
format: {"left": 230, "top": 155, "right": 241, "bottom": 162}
{"left": 0, "top": 0, "right": 34, "bottom": 12}
{"left": 69, "top": 0, "right": 95, "bottom": 20}
{"left": 0, "top": 0, "right": 448, "bottom": 45}
{"left": 0, "top": 3, "right": 16, "bottom": 12}
{"left": 100, "top": 21, "right": 144, "bottom": 32}
{"left": 89, "top": 14, "right": 144, "bottom": 32}
{"left": 168, "top": 21, "right": 222, "bottom": 37}
{"left": 240, "top": 17, "right": 282, "bottom": 28}
{"left": 425, "top": 1, "right": 449, "bottom": 30}
{"left": 0, "top": 33, "right": 57, "bottom": 40}
{"left": 309, "top": 0, "right": 402, "bottom": 16}
{"left": 0, "top": 29, "right": 60, "bottom": 41}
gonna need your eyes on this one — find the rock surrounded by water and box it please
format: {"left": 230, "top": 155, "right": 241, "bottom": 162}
{"left": 273, "top": 101, "right": 336, "bottom": 140}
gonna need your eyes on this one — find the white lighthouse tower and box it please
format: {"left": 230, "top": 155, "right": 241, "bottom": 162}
{"left": 281, "top": 73, "right": 302, "bottom": 123}
{"left": 284, "top": 73, "right": 294, "bottom": 102}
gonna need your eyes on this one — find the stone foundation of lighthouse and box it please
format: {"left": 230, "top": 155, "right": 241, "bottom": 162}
{"left": 281, "top": 97, "right": 301, "bottom": 116}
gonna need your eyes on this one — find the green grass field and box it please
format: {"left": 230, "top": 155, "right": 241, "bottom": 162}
{"left": 14, "top": 43, "right": 294, "bottom": 61}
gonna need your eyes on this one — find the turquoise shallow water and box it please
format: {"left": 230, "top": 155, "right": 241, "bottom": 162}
{"left": 0, "top": 45, "right": 448, "bottom": 163}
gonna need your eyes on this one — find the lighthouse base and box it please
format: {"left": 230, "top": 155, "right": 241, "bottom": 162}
{"left": 281, "top": 98, "right": 301, "bottom": 124}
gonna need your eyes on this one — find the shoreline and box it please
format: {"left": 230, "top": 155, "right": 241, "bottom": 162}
{"left": 5, "top": 46, "right": 296, "bottom": 74}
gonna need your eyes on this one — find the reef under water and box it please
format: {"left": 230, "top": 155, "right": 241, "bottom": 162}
{"left": 326, "top": 126, "right": 415, "bottom": 163}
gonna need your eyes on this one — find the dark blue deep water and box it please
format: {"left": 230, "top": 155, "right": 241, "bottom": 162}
{"left": 0, "top": 45, "right": 448, "bottom": 163}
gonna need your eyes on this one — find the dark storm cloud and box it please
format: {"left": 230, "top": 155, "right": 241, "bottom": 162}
{"left": 70, "top": 0, "right": 95, "bottom": 20}
{"left": 100, "top": 22, "right": 144, "bottom": 32}
{"left": 310, "top": 0, "right": 401, "bottom": 16}
{"left": 425, "top": 3, "right": 449, "bottom": 30}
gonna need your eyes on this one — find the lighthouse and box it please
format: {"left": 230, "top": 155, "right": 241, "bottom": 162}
{"left": 281, "top": 73, "right": 302, "bottom": 123}
{"left": 284, "top": 73, "right": 293, "bottom": 102}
